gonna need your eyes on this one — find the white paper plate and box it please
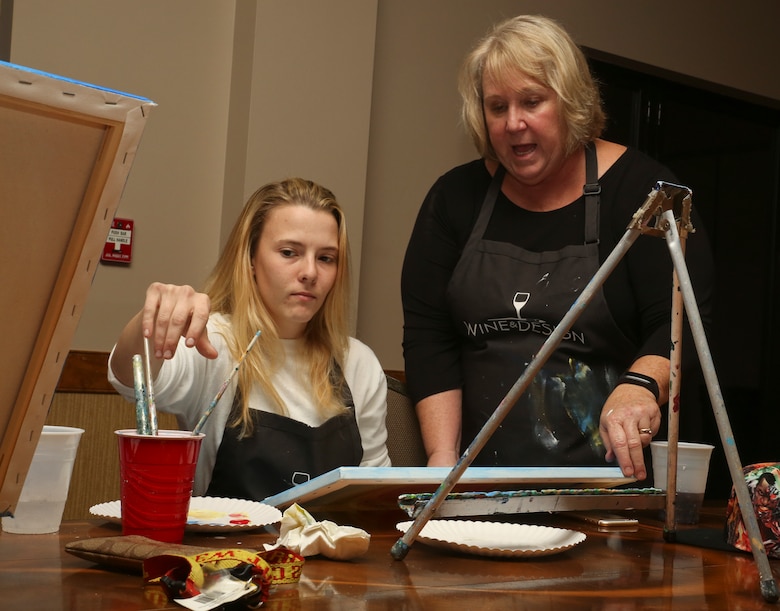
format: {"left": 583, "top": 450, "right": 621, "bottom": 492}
{"left": 90, "top": 496, "right": 282, "bottom": 532}
{"left": 396, "top": 519, "right": 586, "bottom": 558}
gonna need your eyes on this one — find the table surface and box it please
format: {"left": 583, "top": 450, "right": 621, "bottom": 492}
{"left": 1, "top": 504, "right": 778, "bottom": 610}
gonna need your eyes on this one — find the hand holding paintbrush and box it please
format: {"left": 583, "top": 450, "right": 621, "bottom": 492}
{"left": 130, "top": 328, "right": 260, "bottom": 435}
{"left": 115, "top": 283, "right": 219, "bottom": 434}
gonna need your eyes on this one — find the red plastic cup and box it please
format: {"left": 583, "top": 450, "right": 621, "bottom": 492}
{"left": 116, "top": 429, "right": 204, "bottom": 543}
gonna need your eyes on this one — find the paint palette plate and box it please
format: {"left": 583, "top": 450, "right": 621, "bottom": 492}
{"left": 89, "top": 496, "right": 282, "bottom": 532}
{"left": 396, "top": 519, "right": 586, "bottom": 558}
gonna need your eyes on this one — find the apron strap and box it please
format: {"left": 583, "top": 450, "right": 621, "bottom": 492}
{"left": 483, "top": 164, "right": 506, "bottom": 216}
{"left": 463, "top": 165, "right": 506, "bottom": 253}
{"left": 583, "top": 141, "right": 600, "bottom": 245}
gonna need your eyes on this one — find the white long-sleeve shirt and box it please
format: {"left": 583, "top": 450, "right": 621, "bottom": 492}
{"left": 108, "top": 312, "right": 390, "bottom": 494}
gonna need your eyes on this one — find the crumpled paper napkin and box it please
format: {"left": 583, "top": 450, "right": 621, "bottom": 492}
{"left": 264, "top": 503, "right": 370, "bottom": 560}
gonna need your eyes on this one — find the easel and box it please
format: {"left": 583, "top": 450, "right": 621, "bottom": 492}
{"left": 390, "top": 182, "right": 779, "bottom": 603}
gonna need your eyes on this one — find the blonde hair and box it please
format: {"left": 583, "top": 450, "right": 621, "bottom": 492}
{"left": 203, "top": 177, "right": 351, "bottom": 436}
{"left": 459, "top": 14, "right": 605, "bottom": 159}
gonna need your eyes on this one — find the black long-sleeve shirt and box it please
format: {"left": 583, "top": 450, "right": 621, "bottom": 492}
{"left": 401, "top": 150, "right": 714, "bottom": 405}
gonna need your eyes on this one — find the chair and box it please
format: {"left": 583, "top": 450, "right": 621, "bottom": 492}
{"left": 384, "top": 375, "right": 427, "bottom": 466}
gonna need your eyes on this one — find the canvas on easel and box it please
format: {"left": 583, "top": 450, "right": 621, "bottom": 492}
{"left": 0, "top": 61, "right": 154, "bottom": 516}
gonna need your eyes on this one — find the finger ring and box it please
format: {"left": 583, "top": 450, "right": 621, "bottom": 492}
{"left": 638, "top": 428, "right": 653, "bottom": 435}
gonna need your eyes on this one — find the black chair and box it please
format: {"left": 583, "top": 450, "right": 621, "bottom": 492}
{"left": 384, "top": 375, "right": 427, "bottom": 467}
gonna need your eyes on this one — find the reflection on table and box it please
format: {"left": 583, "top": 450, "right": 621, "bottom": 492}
{"left": 0, "top": 503, "right": 777, "bottom": 610}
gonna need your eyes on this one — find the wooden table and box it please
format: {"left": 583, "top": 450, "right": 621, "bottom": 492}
{"left": 1, "top": 504, "right": 778, "bottom": 610}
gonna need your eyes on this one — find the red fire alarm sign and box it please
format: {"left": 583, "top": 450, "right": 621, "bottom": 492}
{"left": 101, "top": 218, "right": 134, "bottom": 263}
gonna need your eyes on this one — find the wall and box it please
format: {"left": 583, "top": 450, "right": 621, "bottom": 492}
{"left": 10, "top": 0, "right": 780, "bottom": 374}
{"left": 239, "top": 0, "right": 378, "bottom": 309}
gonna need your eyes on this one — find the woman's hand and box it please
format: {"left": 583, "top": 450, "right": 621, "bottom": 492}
{"left": 143, "top": 282, "right": 217, "bottom": 361}
{"left": 110, "top": 283, "right": 217, "bottom": 388}
{"left": 599, "top": 383, "right": 662, "bottom": 480}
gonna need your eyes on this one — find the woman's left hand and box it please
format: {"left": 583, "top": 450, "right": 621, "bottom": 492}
{"left": 599, "top": 383, "right": 662, "bottom": 480}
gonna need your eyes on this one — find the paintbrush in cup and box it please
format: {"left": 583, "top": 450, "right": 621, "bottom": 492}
{"left": 131, "top": 354, "right": 150, "bottom": 434}
{"left": 143, "top": 336, "right": 159, "bottom": 435}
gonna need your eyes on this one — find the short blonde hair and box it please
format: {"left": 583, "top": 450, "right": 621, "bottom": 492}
{"left": 204, "top": 177, "right": 351, "bottom": 434}
{"left": 459, "top": 14, "right": 605, "bottom": 159}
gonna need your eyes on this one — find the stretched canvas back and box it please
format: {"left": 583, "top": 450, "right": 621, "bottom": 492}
{"left": 0, "top": 61, "right": 154, "bottom": 516}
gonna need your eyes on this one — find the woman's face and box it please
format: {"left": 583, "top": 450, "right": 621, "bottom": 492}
{"left": 482, "top": 69, "right": 568, "bottom": 187}
{"left": 251, "top": 204, "right": 339, "bottom": 339}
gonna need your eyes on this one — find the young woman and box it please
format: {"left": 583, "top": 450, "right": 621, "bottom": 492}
{"left": 109, "top": 178, "right": 390, "bottom": 500}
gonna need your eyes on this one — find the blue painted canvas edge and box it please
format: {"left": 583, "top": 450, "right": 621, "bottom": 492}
{"left": 263, "top": 465, "right": 631, "bottom": 507}
{"left": 0, "top": 60, "right": 153, "bottom": 102}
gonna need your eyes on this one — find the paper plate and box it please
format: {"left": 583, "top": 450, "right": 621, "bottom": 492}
{"left": 90, "top": 496, "right": 282, "bottom": 532}
{"left": 396, "top": 519, "right": 586, "bottom": 558}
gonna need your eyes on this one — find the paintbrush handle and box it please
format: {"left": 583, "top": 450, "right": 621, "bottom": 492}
{"left": 143, "top": 337, "right": 159, "bottom": 435}
{"left": 192, "top": 330, "right": 261, "bottom": 435}
{"left": 132, "top": 354, "right": 150, "bottom": 435}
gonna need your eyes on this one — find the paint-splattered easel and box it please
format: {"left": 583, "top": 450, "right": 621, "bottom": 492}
{"left": 390, "top": 181, "right": 779, "bottom": 604}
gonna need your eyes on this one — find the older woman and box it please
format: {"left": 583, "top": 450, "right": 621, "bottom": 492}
{"left": 109, "top": 178, "right": 390, "bottom": 500}
{"left": 401, "top": 15, "right": 713, "bottom": 479}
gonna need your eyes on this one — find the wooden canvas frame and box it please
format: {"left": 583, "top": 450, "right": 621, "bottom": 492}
{"left": 0, "top": 61, "right": 154, "bottom": 515}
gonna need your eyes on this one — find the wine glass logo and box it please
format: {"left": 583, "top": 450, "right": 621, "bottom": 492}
{"left": 513, "top": 292, "right": 530, "bottom": 319}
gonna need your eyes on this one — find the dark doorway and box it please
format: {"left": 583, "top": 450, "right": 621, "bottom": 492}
{"left": 0, "top": 0, "right": 12, "bottom": 62}
{"left": 587, "top": 49, "right": 780, "bottom": 499}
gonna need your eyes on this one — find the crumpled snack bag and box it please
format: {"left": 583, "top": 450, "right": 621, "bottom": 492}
{"left": 143, "top": 546, "right": 304, "bottom": 609}
{"left": 725, "top": 462, "right": 780, "bottom": 559}
{"left": 266, "top": 503, "right": 370, "bottom": 560}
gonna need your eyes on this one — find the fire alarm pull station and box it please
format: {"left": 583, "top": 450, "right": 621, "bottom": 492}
{"left": 101, "top": 218, "right": 134, "bottom": 264}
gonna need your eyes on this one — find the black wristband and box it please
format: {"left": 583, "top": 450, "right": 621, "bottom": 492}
{"left": 616, "top": 371, "right": 660, "bottom": 402}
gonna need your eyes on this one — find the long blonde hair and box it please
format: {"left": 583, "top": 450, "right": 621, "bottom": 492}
{"left": 203, "top": 177, "right": 351, "bottom": 436}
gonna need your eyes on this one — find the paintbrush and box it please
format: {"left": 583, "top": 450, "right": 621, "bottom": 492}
{"left": 143, "top": 336, "right": 159, "bottom": 435}
{"left": 132, "top": 354, "right": 150, "bottom": 434}
{"left": 192, "top": 330, "right": 261, "bottom": 435}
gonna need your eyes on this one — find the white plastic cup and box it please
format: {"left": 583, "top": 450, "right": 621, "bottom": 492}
{"left": 1, "top": 425, "right": 84, "bottom": 534}
{"left": 651, "top": 440, "right": 714, "bottom": 524}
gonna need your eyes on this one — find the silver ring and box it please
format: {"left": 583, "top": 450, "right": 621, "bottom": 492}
{"left": 638, "top": 428, "right": 653, "bottom": 435}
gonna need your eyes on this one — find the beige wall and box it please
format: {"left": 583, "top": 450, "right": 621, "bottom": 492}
{"left": 10, "top": 0, "right": 780, "bottom": 374}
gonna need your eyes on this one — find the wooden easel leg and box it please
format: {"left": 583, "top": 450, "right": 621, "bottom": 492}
{"left": 662, "top": 210, "right": 778, "bottom": 603}
{"left": 663, "top": 227, "right": 686, "bottom": 541}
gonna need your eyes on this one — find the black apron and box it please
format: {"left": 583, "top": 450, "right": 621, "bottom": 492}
{"left": 206, "top": 373, "right": 363, "bottom": 501}
{"left": 447, "top": 143, "right": 638, "bottom": 466}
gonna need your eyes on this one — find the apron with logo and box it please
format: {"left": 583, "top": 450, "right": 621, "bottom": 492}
{"left": 447, "top": 143, "right": 638, "bottom": 466}
{"left": 206, "top": 372, "right": 363, "bottom": 501}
